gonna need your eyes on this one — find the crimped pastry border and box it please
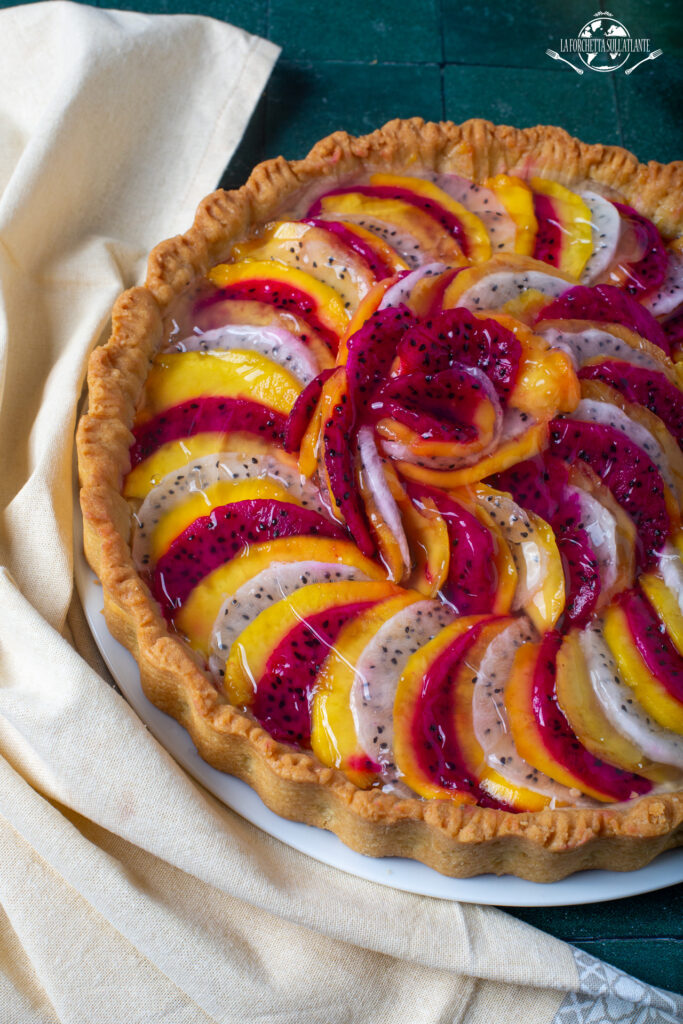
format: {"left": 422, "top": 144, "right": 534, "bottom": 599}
{"left": 76, "top": 119, "right": 683, "bottom": 881}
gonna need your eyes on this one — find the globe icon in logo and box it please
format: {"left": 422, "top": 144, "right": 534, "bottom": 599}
{"left": 578, "top": 13, "right": 630, "bottom": 71}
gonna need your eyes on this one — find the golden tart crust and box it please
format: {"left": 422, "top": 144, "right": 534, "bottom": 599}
{"left": 77, "top": 119, "right": 683, "bottom": 881}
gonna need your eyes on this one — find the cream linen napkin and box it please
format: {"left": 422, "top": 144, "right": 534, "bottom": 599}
{"left": 0, "top": 3, "right": 681, "bottom": 1022}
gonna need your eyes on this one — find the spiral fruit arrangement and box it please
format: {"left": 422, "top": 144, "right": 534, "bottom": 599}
{"left": 120, "top": 163, "right": 683, "bottom": 816}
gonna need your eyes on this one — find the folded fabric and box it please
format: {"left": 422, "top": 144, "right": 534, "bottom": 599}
{"left": 0, "top": 3, "right": 680, "bottom": 1021}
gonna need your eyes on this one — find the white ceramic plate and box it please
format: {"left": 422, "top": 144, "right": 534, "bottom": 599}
{"left": 74, "top": 507, "right": 683, "bottom": 906}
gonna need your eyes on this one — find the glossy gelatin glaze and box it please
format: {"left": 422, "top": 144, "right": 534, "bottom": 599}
{"left": 124, "top": 170, "right": 683, "bottom": 813}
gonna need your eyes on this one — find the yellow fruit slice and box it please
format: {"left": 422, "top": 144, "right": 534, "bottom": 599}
{"left": 223, "top": 579, "right": 401, "bottom": 707}
{"left": 370, "top": 173, "right": 492, "bottom": 262}
{"left": 123, "top": 433, "right": 275, "bottom": 500}
{"left": 530, "top": 178, "right": 593, "bottom": 279}
{"left": 174, "top": 537, "right": 385, "bottom": 655}
{"left": 484, "top": 175, "right": 538, "bottom": 255}
{"left": 604, "top": 604, "right": 683, "bottom": 734}
{"left": 137, "top": 350, "right": 301, "bottom": 423}
{"left": 310, "top": 591, "right": 421, "bottom": 787}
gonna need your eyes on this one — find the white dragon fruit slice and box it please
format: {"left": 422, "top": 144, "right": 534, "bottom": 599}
{"left": 132, "top": 452, "right": 328, "bottom": 569}
{"left": 208, "top": 560, "right": 369, "bottom": 680}
{"left": 427, "top": 173, "right": 517, "bottom": 251}
{"left": 643, "top": 250, "right": 683, "bottom": 318}
{"left": 578, "top": 190, "right": 622, "bottom": 284}
{"left": 378, "top": 262, "right": 447, "bottom": 309}
{"left": 471, "top": 488, "right": 547, "bottom": 612}
{"left": 457, "top": 269, "right": 570, "bottom": 311}
{"left": 539, "top": 325, "right": 668, "bottom": 375}
{"left": 565, "top": 483, "right": 618, "bottom": 595}
{"left": 657, "top": 543, "right": 683, "bottom": 615}
{"left": 571, "top": 398, "right": 677, "bottom": 497}
{"left": 580, "top": 624, "right": 683, "bottom": 771}
{"left": 350, "top": 599, "right": 455, "bottom": 788}
{"left": 472, "top": 619, "right": 593, "bottom": 806}
{"left": 357, "top": 426, "right": 411, "bottom": 575}
{"left": 318, "top": 212, "right": 424, "bottom": 269}
{"left": 167, "top": 324, "right": 320, "bottom": 385}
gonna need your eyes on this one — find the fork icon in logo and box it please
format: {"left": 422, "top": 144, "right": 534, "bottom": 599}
{"left": 545, "top": 49, "right": 583, "bottom": 74}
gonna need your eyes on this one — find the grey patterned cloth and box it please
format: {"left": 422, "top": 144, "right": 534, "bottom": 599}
{"left": 553, "top": 948, "right": 682, "bottom": 1023}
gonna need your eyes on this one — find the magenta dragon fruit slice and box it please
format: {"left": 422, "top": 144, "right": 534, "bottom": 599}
{"left": 402, "top": 618, "right": 509, "bottom": 809}
{"left": 151, "top": 499, "right": 345, "bottom": 617}
{"left": 302, "top": 218, "right": 394, "bottom": 279}
{"left": 198, "top": 278, "right": 339, "bottom": 352}
{"left": 252, "top": 601, "right": 375, "bottom": 744}
{"left": 345, "top": 305, "right": 418, "bottom": 412}
{"left": 314, "top": 366, "right": 375, "bottom": 556}
{"left": 209, "top": 561, "right": 369, "bottom": 681}
{"left": 369, "top": 364, "right": 502, "bottom": 446}
{"left": 395, "top": 307, "right": 522, "bottom": 402}
{"left": 525, "top": 631, "right": 651, "bottom": 801}
{"left": 408, "top": 483, "right": 501, "bottom": 614}
{"left": 549, "top": 418, "right": 671, "bottom": 567}
{"left": 571, "top": 397, "right": 677, "bottom": 496}
{"left": 493, "top": 453, "right": 568, "bottom": 523}
{"left": 552, "top": 493, "right": 601, "bottom": 627}
{"left": 133, "top": 451, "right": 329, "bottom": 570}
{"left": 167, "top": 323, "right": 320, "bottom": 385}
{"left": 129, "top": 397, "right": 286, "bottom": 468}
{"left": 536, "top": 284, "right": 670, "bottom": 354}
{"left": 308, "top": 184, "right": 474, "bottom": 256}
{"left": 580, "top": 622, "right": 683, "bottom": 770}
{"left": 350, "top": 599, "right": 455, "bottom": 790}
{"left": 578, "top": 360, "right": 683, "bottom": 450}
{"left": 579, "top": 191, "right": 622, "bottom": 284}
{"left": 619, "top": 587, "right": 683, "bottom": 705}
{"left": 283, "top": 367, "right": 336, "bottom": 452}
{"left": 472, "top": 618, "right": 595, "bottom": 806}
{"left": 643, "top": 250, "right": 683, "bottom": 318}
{"left": 610, "top": 202, "right": 668, "bottom": 298}
{"left": 532, "top": 191, "right": 565, "bottom": 268}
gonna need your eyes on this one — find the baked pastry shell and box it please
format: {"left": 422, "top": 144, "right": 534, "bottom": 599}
{"left": 76, "top": 118, "right": 683, "bottom": 881}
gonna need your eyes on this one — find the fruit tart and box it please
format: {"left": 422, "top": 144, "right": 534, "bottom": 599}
{"left": 77, "top": 119, "right": 683, "bottom": 881}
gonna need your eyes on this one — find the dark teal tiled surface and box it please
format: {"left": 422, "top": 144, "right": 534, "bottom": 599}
{"left": 2, "top": 0, "right": 682, "bottom": 996}
{"left": 442, "top": 65, "right": 622, "bottom": 148}
{"left": 269, "top": 0, "right": 443, "bottom": 63}
{"left": 616, "top": 56, "right": 683, "bottom": 164}
{"left": 264, "top": 61, "right": 443, "bottom": 163}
